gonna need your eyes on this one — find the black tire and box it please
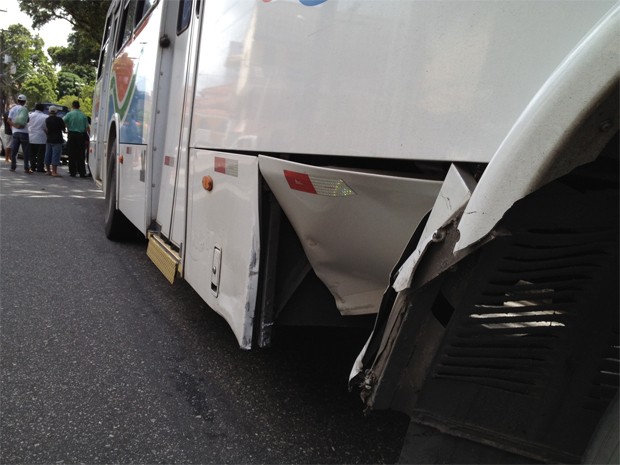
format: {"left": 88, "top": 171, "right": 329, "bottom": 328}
{"left": 104, "top": 132, "right": 132, "bottom": 240}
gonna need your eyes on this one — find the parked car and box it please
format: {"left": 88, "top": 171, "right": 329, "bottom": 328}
{"left": 40, "top": 103, "right": 70, "bottom": 118}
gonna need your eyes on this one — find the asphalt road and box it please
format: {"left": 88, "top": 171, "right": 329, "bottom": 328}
{"left": 0, "top": 162, "right": 409, "bottom": 464}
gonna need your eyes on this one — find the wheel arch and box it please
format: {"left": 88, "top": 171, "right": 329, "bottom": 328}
{"left": 456, "top": 3, "right": 619, "bottom": 252}
{"left": 102, "top": 116, "right": 120, "bottom": 198}
{"left": 359, "top": 141, "right": 618, "bottom": 462}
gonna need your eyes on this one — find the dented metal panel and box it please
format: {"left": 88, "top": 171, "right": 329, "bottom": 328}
{"left": 259, "top": 155, "right": 442, "bottom": 316}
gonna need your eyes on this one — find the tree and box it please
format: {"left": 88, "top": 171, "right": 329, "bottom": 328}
{"left": 58, "top": 81, "right": 94, "bottom": 117}
{"left": 18, "top": 0, "right": 108, "bottom": 110}
{"left": 57, "top": 71, "right": 85, "bottom": 98}
{"left": 1, "top": 24, "right": 57, "bottom": 106}
{"left": 18, "top": 0, "right": 111, "bottom": 52}
{"left": 48, "top": 31, "right": 100, "bottom": 74}
{"left": 21, "top": 74, "right": 57, "bottom": 103}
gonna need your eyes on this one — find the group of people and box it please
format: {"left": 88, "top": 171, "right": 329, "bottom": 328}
{"left": 3, "top": 95, "right": 91, "bottom": 177}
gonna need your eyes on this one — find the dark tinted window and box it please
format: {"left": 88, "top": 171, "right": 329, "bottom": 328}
{"left": 122, "top": 0, "right": 138, "bottom": 44}
{"left": 97, "top": 15, "right": 112, "bottom": 79}
{"left": 135, "top": 0, "right": 155, "bottom": 26}
{"left": 40, "top": 103, "right": 70, "bottom": 117}
{"left": 177, "top": 0, "right": 192, "bottom": 34}
{"left": 116, "top": 0, "right": 138, "bottom": 52}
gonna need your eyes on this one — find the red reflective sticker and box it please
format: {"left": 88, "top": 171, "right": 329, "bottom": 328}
{"left": 214, "top": 157, "right": 226, "bottom": 174}
{"left": 284, "top": 170, "right": 316, "bottom": 194}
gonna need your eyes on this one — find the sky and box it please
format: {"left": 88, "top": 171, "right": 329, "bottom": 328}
{"left": 0, "top": 0, "right": 71, "bottom": 49}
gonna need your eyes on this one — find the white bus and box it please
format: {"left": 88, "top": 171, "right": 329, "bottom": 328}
{"left": 91, "top": 1, "right": 618, "bottom": 462}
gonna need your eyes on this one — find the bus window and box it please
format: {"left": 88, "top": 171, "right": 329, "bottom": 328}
{"left": 97, "top": 15, "right": 112, "bottom": 79}
{"left": 177, "top": 0, "right": 192, "bottom": 34}
{"left": 142, "top": 0, "right": 155, "bottom": 16}
{"left": 102, "top": 13, "right": 112, "bottom": 45}
{"left": 134, "top": 0, "right": 156, "bottom": 31}
{"left": 116, "top": 0, "right": 138, "bottom": 52}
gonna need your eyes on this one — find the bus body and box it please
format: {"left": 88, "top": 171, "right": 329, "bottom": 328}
{"left": 91, "top": 0, "right": 619, "bottom": 462}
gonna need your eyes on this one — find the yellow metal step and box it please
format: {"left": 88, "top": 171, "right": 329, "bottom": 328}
{"left": 146, "top": 232, "right": 181, "bottom": 284}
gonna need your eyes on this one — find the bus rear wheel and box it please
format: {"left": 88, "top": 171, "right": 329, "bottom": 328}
{"left": 104, "top": 133, "right": 131, "bottom": 240}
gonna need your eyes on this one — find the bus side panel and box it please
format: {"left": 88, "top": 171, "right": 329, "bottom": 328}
{"left": 190, "top": 0, "right": 614, "bottom": 163}
{"left": 91, "top": 5, "right": 120, "bottom": 186}
{"left": 185, "top": 149, "right": 260, "bottom": 349}
{"left": 109, "top": 5, "right": 163, "bottom": 232}
{"left": 90, "top": 78, "right": 104, "bottom": 181}
{"left": 118, "top": 143, "right": 147, "bottom": 234}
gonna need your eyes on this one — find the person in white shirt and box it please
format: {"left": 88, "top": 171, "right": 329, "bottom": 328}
{"left": 8, "top": 94, "right": 32, "bottom": 173}
{"left": 28, "top": 103, "right": 48, "bottom": 173}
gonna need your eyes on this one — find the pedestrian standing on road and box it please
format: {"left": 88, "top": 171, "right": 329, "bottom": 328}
{"left": 44, "top": 106, "right": 66, "bottom": 177}
{"left": 8, "top": 94, "right": 32, "bottom": 173}
{"left": 84, "top": 116, "right": 92, "bottom": 176}
{"left": 63, "top": 100, "right": 90, "bottom": 178}
{"left": 3, "top": 107, "right": 13, "bottom": 163}
{"left": 28, "top": 103, "right": 48, "bottom": 173}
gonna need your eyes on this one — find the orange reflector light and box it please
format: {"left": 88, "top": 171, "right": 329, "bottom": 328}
{"left": 202, "top": 175, "right": 214, "bottom": 191}
{"left": 284, "top": 170, "right": 356, "bottom": 197}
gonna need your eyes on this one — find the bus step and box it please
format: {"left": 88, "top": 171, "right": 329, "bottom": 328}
{"left": 146, "top": 233, "right": 180, "bottom": 284}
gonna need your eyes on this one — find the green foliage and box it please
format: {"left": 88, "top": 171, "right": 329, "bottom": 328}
{"left": 6, "top": 0, "right": 109, "bottom": 110}
{"left": 21, "top": 74, "right": 57, "bottom": 104}
{"left": 58, "top": 82, "right": 93, "bottom": 117}
{"left": 79, "top": 82, "right": 95, "bottom": 114}
{"left": 48, "top": 31, "right": 100, "bottom": 71}
{"left": 2, "top": 24, "right": 36, "bottom": 83}
{"left": 1, "top": 24, "right": 57, "bottom": 106}
{"left": 17, "top": 0, "right": 112, "bottom": 51}
{"left": 58, "top": 95, "right": 78, "bottom": 110}
{"left": 57, "top": 71, "right": 85, "bottom": 98}
{"left": 58, "top": 96, "right": 92, "bottom": 118}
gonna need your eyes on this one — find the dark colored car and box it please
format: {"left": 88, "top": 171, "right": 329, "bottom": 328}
{"left": 40, "top": 103, "right": 70, "bottom": 117}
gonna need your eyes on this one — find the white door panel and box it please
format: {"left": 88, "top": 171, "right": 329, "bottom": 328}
{"left": 155, "top": 0, "right": 199, "bottom": 245}
{"left": 185, "top": 150, "right": 260, "bottom": 349}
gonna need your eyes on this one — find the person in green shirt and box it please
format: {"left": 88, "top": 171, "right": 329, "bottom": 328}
{"left": 63, "top": 100, "right": 90, "bottom": 177}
